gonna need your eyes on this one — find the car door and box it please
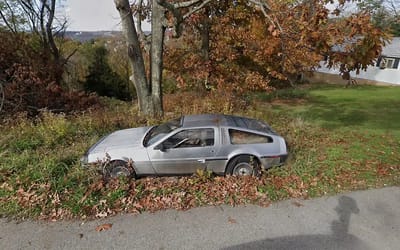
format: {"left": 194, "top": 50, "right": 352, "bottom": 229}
{"left": 147, "top": 128, "right": 216, "bottom": 174}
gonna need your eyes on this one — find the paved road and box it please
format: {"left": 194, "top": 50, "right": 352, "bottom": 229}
{"left": 1, "top": 187, "right": 399, "bottom": 250}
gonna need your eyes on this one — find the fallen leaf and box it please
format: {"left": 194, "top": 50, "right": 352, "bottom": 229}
{"left": 292, "top": 201, "right": 304, "bottom": 207}
{"left": 228, "top": 216, "right": 237, "bottom": 224}
{"left": 95, "top": 223, "right": 112, "bottom": 232}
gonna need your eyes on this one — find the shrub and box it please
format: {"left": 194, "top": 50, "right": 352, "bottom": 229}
{"left": 0, "top": 31, "right": 100, "bottom": 118}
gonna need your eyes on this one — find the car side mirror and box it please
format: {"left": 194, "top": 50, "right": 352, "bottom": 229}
{"left": 155, "top": 143, "right": 167, "bottom": 152}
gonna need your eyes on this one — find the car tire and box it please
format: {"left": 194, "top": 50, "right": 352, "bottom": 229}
{"left": 226, "top": 155, "right": 261, "bottom": 177}
{"left": 104, "top": 161, "right": 134, "bottom": 179}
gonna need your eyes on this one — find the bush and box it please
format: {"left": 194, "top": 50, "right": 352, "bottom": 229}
{"left": 83, "top": 45, "right": 132, "bottom": 101}
{"left": 0, "top": 31, "right": 100, "bottom": 117}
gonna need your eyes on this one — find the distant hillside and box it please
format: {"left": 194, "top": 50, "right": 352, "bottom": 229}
{"left": 64, "top": 31, "right": 123, "bottom": 42}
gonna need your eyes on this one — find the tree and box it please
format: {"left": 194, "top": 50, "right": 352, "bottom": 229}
{"left": 114, "top": 0, "right": 211, "bottom": 118}
{"left": 357, "top": 0, "right": 400, "bottom": 35}
{"left": 106, "top": 37, "right": 134, "bottom": 97}
{"left": 0, "top": 1, "right": 99, "bottom": 116}
{"left": 115, "top": 0, "right": 389, "bottom": 117}
{"left": 0, "top": 30, "right": 99, "bottom": 116}
{"left": 0, "top": 0, "right": 68, "bottom": 82}
{"left": 164, "top": 0, "right": 390, "bottom": 92}
{"left": 0, "top": 0, "right": 30, "bottom": 33}
{"left": 163, "top": 1, "right": 232, "bottom": 92}
{"left": 84, "top": 43, "right": 132, "bottom": 100}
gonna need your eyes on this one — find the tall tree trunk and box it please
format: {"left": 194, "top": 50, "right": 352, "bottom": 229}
{"left": 114, "top": 0, "right": 164, "bottom": 117}
{"left": 199, "top": 8, "right": 210, "bottom": 89}
{"left": 45, "top": 0, "right": 59, "bottom": 61}
{"left": 150, "top": 0, "right": 165, "bottom": 117}
{"left": 200, "top": 8, "right": 210, "bottom": 61}
{"left": 44, "top": 0, "right": 63, "bottom": 83}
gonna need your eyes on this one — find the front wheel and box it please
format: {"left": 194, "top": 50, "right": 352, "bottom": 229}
{"left": 226, "top": 155, "right": 261, "bottom": 177}
{"left": 104, "top": 161, "right": 134, "bottom": 179}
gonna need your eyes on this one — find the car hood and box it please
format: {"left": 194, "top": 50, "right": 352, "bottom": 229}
{"left": 88, "top": 126, "right": 151, "bottom": 154}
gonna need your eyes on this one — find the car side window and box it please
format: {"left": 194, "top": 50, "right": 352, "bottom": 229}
{"left": 229, "top": 129, "right": 272, "bottom": 144}
{"left": 163, "top": 128, "right": 214, "bottom": 149}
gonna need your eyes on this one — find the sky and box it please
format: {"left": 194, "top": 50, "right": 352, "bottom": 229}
{"left": 65, "top": 0, "right": 123, "bottom": 31}
{"left": 64, "top": 0, "right": 357, "bottom": 32}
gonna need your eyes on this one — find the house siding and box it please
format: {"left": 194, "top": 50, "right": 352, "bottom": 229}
{"left": 313, "top": 37, "right": 400, "bottom": 85}
{"left": 315, "top": 64, "right": 400, "bottom": 85}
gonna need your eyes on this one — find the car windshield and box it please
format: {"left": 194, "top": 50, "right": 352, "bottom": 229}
{"left": 143, "top": 117, "right": 182, "bottom": 147}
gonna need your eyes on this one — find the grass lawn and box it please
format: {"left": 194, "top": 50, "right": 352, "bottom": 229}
{"left": 271, "top": 85, "right": 400, "bottom": 134}
{"left": 0, "top": 83, "right": 399, "bottom": 219}
{"left": 252, "top": 84, "right": 400, "bottom": 198}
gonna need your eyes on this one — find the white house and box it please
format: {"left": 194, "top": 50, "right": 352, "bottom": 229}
{"left": 312, "top": 37, "right": 400, "bottom": 85}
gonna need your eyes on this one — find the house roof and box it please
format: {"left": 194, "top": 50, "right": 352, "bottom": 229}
{"left": 330, "top": 37, "right": 400, "bottom": 58}
{"left": 382, "top": 37, "right": 400, "bottom": 58}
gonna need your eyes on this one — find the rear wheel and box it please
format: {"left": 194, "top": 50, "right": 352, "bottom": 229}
{"left": 226, "top": 155, "right": 261, "bottom": 177}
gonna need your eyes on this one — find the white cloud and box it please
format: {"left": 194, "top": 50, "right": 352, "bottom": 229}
{"left": 65, "top": 0, "right": 121, "bottom": 31}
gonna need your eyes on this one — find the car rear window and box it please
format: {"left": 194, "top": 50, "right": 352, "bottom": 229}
{"left": 229, "top": 129, "right": 273, "bottom": 144}
{"left": 226, "top": 116, "right": 276, "bottom": 135}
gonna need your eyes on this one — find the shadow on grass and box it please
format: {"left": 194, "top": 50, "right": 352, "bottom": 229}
{"left": 224, "top": 196, "right": 370, "bottom": 250}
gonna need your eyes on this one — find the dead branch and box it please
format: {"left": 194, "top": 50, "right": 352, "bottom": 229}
{"left": 0, "top": 80, "right": 4, "bottom": 113}
{"left": 183, "top": 0, "right": 212, "bottom": 19}
{"left": 134, "top": 0, "right": 151, "bottom": 52}
{"left": 0, "top": 0, "right": 18, "bottom": 33}
{"left": 156, "top": 0, "right": 212, "bottom": 37}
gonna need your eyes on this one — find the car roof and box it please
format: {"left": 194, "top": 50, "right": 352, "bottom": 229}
{"left": 181, "top": 114, "right": 276, "bottom": 134}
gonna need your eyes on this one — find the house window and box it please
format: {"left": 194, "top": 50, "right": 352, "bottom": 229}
{"left": 379, "top": 57, "right": 399, "bottom": 69}
{"left": 386, "top": 58, "right": 394, "bottom": 68}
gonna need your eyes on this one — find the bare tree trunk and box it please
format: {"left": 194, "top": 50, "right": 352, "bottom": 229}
{"left": 114, "top": 0, "right": 165, "bottom": 117}
{"left": 114, "top": 0, "right": 163, "bottom": 117}
{"left": 115, "top": 0, "right": 211, "bottom": 117}
{"left": 150, "top": 0, "right": 165, "bottom": 117}
{"left": 45, "top": 0, "right": 59, "bottom": 61}
{"left": 200, "top": 8, "right": 210, "bottom": 61}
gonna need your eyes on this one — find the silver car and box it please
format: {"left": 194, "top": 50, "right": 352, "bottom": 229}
{"left": 81, "top": 114, "right": 288, "bottom": 178}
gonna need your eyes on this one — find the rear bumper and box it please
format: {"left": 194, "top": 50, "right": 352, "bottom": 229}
{"left": 260, "top": 154, "right": 288, "bottom": 169}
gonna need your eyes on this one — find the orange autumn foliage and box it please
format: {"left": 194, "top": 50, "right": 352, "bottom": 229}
{"left": 164, "top": 0, "right": 390, "bottom": 93}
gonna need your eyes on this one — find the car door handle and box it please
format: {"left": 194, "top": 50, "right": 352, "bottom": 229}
{"left": 197, "top": 159, "right": 206, "bottom": 164}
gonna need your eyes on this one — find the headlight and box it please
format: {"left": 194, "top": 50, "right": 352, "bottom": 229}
{"left": 80, "top": 154, "right": 89, "bottom": 167}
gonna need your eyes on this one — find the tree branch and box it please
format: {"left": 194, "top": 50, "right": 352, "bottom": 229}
{"left": 156, "top": 0, "right": 212, "bottom": 37}
{"left": 62, "top": 48, "right": 78, "bottom": 67}
{"left": 157, "top": 0, "right": 203, "bottom": 10}
{"left": 17, "top": 0, "right": 39, "bottom": 33}
{"left": 388, "top": 0, "right": 399, "bottom": 16}
{"left": 173, "top": 0, "right": 204, "bottom": 8}
{"left": 0, "top": 9, "right": 16, "bottom": 33}
{"left": 183, "top": 0, "right": 212, "bottom": 19}
{"left": 248, "top": 0, "right": 281, "bottom": 31}
{"left": 248, "top": 0, "right": 271, "bottom": 12}
{"left": 134, "top": 0, "right": 151, "bottom": 52}
{"left": 135, "top": 0, "right": 144, "bottom": 37}
{"left": 0, "top": 80, "right": 4, "bottom": 113}
{"left": 6, "top": 0, "right": 19, "bottom": 32}
{"left": 45, "top": 0, "right": 60, "bottom": 60}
